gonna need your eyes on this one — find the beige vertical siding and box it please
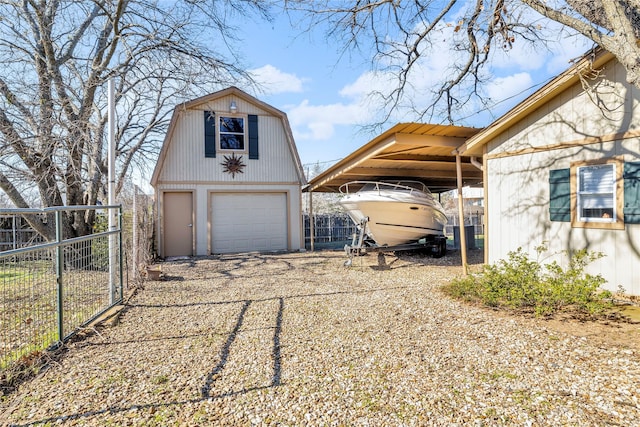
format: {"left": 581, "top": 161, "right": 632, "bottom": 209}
{"left": 201, "top": 96, "right": 267, "bottom": 116}
{"left": 485, "top": 57, "right": 640, "bottom": 295}
{"left": 489, "top": 61, "right": 639, "bottom": 156}
{"left": 157, "top": 96, "right": 299, "bottom": 184}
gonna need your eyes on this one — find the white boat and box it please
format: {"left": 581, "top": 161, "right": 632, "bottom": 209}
{"left": 339, "top": 181, "right": 448, "bottom": 247}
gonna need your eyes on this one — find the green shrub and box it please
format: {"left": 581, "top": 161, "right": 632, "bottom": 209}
{"left": 443, "top": 244, "right": 612, "bottom": 316}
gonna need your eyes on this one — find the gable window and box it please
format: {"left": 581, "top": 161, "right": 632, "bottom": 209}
{"left": 203, "top": 111, "right": 258, "bottom": 159}
{"left": 219, "top": 116, "right": 245, "bottom": 151}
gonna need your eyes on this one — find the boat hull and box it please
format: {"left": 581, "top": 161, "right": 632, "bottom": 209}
{"left": 340, "top": 192, "right": 447, "bottom": 247}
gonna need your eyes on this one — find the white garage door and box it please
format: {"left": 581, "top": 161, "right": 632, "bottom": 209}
{"left": 211, "top": 193, "right": 288, "bottom": 253}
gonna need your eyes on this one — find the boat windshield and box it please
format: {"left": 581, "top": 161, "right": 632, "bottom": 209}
{"left": 394, "top": 181, "right": 430, "bottom": 193}
{"left": 341, "top": 181, "right": 432, "bottom": 196}
{"left": 383, "top": 181, "right": 431, "bottom": 196}
{"left": 360, "top": 183, "right": 379, "bottom": 192}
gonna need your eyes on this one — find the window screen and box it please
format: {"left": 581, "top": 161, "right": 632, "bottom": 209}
{"left": 577, "top": 164, "right": 615, "bottom": 220}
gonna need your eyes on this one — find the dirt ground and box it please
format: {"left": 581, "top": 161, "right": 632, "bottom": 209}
{"left": 532, "top": 311, "right": 640, "bottom": 352}
{"left": 352, "top": 247, "right": 640, "bottom": 354}
{"left": 399, "top": 249, "right": 640, "bottom": 353}
{"left": 2, "top": 248, "right": 639, "bottom": 426}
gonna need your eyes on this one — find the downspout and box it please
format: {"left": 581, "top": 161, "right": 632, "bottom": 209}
{"left": 309, "top": 191, "right": 315, "bottom": 252}
{"left": 482, "top": 148, "right": 489, "bottom": 265}
{"left": 469, "top": 155, "right": 487, "bottom": 265}
{"left": 470, "top": 157, "right": 483, "bottom": 171}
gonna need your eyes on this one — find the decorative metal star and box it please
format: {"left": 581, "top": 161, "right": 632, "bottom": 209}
{"left": 221, "top": 153, "right": 246, "bottom": 178}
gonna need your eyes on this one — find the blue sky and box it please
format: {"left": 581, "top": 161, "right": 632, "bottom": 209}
{"left": 230, "top": 6, "right": 594, "bottom": 174}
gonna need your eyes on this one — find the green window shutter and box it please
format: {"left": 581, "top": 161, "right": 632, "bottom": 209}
{"left": 204, "top": 111, "right": 216, "bottom": 158}
{"left": 248, "top": 114, "right": 259, "bottom": 159}
{"left": 624, "top": 162, "right": 640, "bottom": 224}
{"left": 549, "top": 168, "right": 571, "bottom": 222}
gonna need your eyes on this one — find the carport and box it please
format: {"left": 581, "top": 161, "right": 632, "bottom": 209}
{"left": 304, "top": 123, "right": 485, "bottom": 273}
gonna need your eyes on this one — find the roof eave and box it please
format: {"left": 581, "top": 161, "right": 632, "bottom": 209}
{"left": 304, "top": 123, "right": 482, "bottom": 193}
{"left": 304, "top": 124, "right": 407, "bottom": 192}
{"left": 459, "top": 48, "right": 615, "bottom": 156}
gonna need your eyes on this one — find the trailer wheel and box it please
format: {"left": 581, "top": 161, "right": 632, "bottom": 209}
{"left": 433, "top": 239, "right": 447, "bottom": 258}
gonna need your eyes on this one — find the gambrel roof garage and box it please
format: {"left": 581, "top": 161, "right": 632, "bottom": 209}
{"left": 151, "top": 87, "right": 307, "bottom": 257}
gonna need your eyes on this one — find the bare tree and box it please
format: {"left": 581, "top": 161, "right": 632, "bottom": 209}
{"left": 286, "top": 0, "right": 640, "bottom": 124}
{"left": 525, "top": 1, "right": 640, "bottom": 83}
{"left": 304, "top": 162, "right": 343, "bottom": 214}
{"left": 0, "top": 0, "right": 269, "bottom": 239}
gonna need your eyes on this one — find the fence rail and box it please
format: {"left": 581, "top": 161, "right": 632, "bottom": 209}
{"left": 303, "top": 213, "right": 358, "bottom": 248}
{"left": 0, "top": 230, "right": 45, "bottom": 252}
{"left": 304, "top": 213, "right": 485, "bottom": 250}
{"left": 0, "top": 206, "right": 123, "bottom": 371}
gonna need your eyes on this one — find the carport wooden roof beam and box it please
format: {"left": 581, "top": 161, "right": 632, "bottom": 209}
{"left": 304, "top": 123, "right": 483, "bottom": 194}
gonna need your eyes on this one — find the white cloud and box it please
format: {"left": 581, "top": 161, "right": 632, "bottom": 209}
{"left": 339, "top": 70, "right": 396, "bottom": 100}
{"left": 287, "top": 15, "right": 551, "bottom": 141}
{"left": 544, "top": 35, "right": 594, "bottom": 75}
{"left": 287, "top": 99, "right": 368, "bottom": 140}
{"left": 490, "top": 43, "right": 548, "bottom": 72}
{"left": 486, "top": 72, "right": 534, "bottom": 102}
{"left": 489, "top": 9, "right": 594, "bottom": 77}
{"left": 248, "top": 64, "right": 306, "bottom": 95}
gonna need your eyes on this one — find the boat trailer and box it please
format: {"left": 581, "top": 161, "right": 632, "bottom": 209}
{"left": 344, "top": 217, "right": 447, "bottom": 266}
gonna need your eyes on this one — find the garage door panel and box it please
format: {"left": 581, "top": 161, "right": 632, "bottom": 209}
{"left": 251, "top": 224, "right": 266, "bottom": 234}
{"left": 253, "top": 238, "right": 268, "bottom": 251}
{"left": 211, "top": 193, "right": 287, "bottom": 253}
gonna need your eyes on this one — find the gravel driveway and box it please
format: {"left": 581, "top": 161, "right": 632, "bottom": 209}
{"left": 1, "top": 250, "right": 639, "bottom": 426}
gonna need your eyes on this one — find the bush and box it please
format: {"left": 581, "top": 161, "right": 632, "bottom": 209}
{"left": 443, "top": 244, "right": 612, "bottom": 316}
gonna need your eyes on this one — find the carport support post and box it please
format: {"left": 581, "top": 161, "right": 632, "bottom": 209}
{"left": 309, "top": 191, "right": 315, "bottom": 251}
{"left": 455, "top": 152, "right": 469, "bottom": 276}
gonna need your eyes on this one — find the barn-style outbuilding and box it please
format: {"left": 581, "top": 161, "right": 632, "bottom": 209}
{"left": 151, "top": 87, "right": 307, "bottom": 257}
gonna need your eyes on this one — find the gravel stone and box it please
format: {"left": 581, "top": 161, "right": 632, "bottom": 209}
{"left": 1, "top": 250, "right": 639, "bottom": 426}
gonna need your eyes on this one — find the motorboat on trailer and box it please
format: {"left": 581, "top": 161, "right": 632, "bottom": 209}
{"left": 339, "top": 181, "right": 448, "bottom": 258}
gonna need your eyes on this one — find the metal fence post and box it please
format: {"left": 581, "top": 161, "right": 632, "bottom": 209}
{"left": 55, "top": 209, "right": 64, "bottom": 343}
{"left": 132, "top": 186, "right": 138, "bottom": 281}
{"left": 118, "top": 205, "right": 123, "bottom": 302}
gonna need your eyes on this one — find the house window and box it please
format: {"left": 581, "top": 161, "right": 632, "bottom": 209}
{"left": 577, "top": 164, "right": 615, "bottom": 221}
{"left": 219, "top": 116, "right": 245, "bottom": 151}
{"left": 550, "top": 159, "right": 640, "bottom": 227}
{"left": 570, "top": 158, "right": 624, "bottom": 229}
